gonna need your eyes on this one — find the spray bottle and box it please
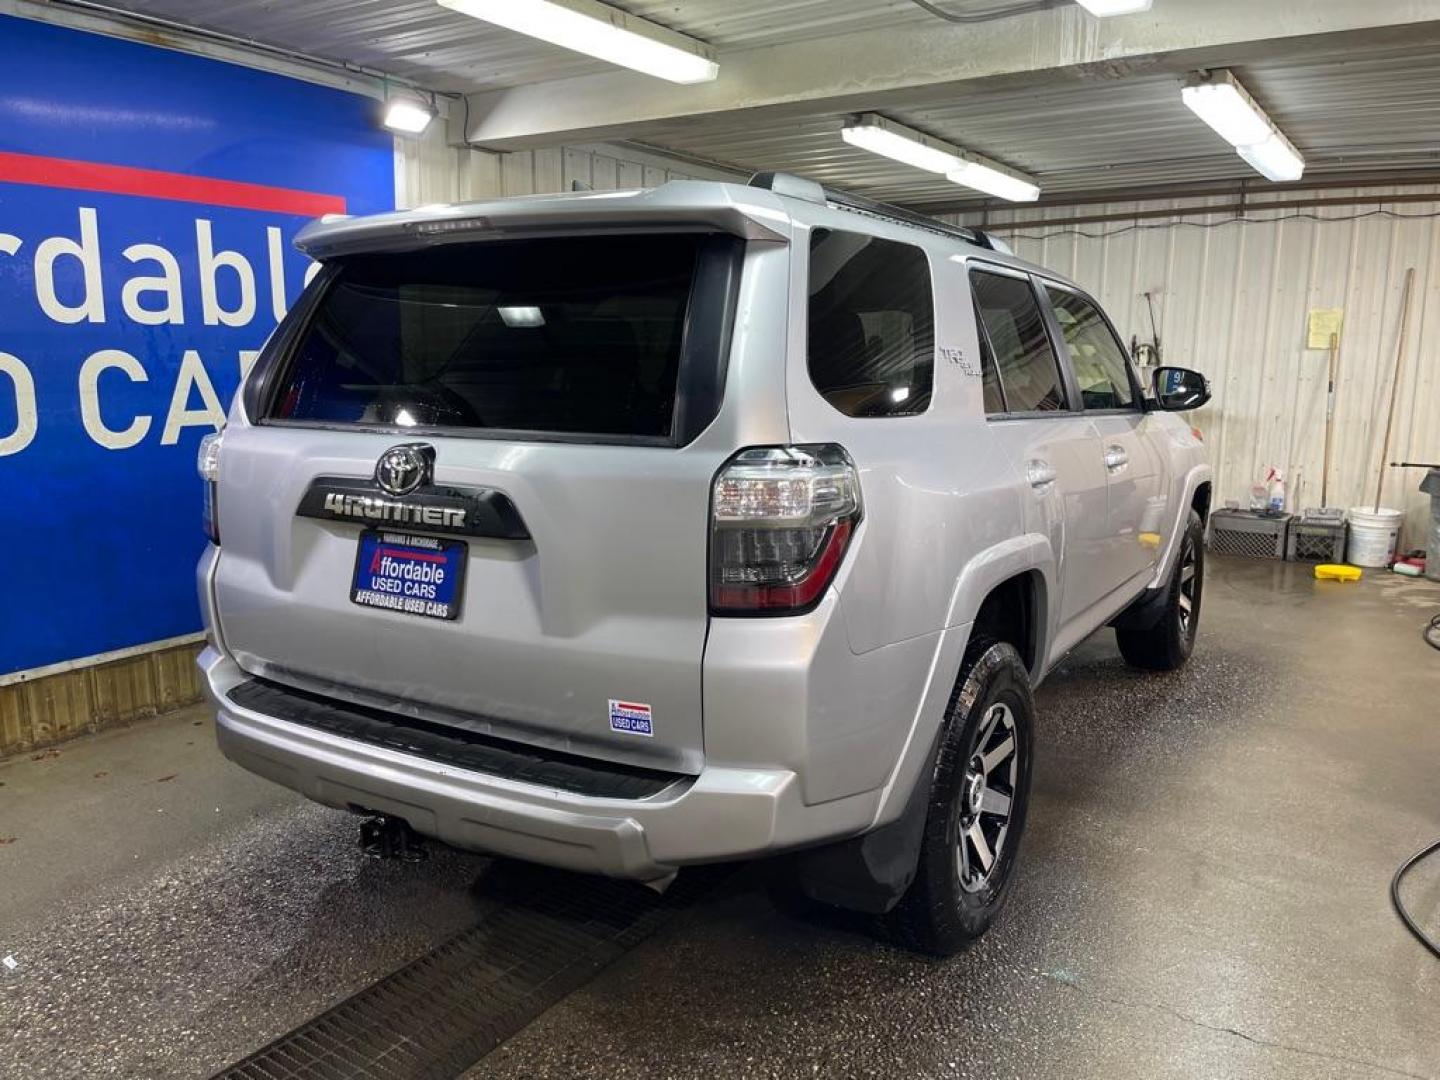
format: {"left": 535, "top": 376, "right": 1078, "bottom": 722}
{"left": 1266, "top": 466, "right": 1286, "bottom": 514}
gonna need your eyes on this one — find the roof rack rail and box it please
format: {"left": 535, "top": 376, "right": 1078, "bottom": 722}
{"left": 748, "top": 171, "right": 1008, "bottom": 252}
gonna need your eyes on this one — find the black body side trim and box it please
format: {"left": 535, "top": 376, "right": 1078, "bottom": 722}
{"left": 295, "top": 477, "right": 530, "bottom": 539}
{"left": 227, "top": 678, "right": 684, "bottom": 800}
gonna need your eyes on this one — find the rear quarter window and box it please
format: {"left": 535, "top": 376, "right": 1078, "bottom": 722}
{"left": 807, "top": 229, "right": 934, "bottom": 417}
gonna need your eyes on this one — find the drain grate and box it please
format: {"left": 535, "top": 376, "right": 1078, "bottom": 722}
{"left": 210, "top": 863, "right": 719, "bottom": 1080}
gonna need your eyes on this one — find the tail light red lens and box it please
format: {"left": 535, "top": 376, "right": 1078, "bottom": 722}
{"left": 709, "top": 445, "right": 861, "bottom": 615}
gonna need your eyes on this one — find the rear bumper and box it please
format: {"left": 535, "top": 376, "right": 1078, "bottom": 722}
{"left": 200, "top": 647, "right": 879, "bottom": 879}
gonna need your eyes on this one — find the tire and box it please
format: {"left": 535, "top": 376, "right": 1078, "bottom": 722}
{"left": 1116, "top": 509, "right": 1205, "bottom": 671}
{"left": 883, "top": 638, "right": 1035, "bottom": 957}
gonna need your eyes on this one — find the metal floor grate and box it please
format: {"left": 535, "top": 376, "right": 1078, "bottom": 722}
{"left": 210, "top": 863, "right": 720, "bottom": 1080}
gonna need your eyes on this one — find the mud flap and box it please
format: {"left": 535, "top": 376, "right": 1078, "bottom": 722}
{"left": 790, "top": 729, "right": 943, "bottom": 915}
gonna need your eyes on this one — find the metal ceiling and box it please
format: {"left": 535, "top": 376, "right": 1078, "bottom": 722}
{"left": 631, "top": 41, "right": 1440, "bottom": 208}
{"left": 86, "top": 0, "right": 966, "bottom": 92}
{"left": 48, "top": 0, "right": 1440, "bottom": 205}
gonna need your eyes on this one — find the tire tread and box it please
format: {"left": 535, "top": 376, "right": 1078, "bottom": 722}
{"left": 883, "top": 636, "right": 1033, "bottom": 956}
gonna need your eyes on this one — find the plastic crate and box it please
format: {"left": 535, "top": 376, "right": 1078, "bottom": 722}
{"left": 1286, "top": 511, "right": 1348, "bottom": 562}
{"left": 1207, "top": 509, "right": 1291, "bottom": 559}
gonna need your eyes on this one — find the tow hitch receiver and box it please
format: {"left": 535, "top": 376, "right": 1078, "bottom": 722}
{"left": 359, "top": 815, "right": 428, "bottom": 861}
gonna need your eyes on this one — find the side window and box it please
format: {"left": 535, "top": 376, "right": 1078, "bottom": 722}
{"left": 808, "top": 229, "right": 934, "bottom": 417}
{"left": 974, "top": 300, "right": 1006, "bottom": 414}
{"left": 1044, "top": 287, "right": 1136, "bottom": 410}
{"left": 970, "top": 270, "right": 1068, "bottom": 413}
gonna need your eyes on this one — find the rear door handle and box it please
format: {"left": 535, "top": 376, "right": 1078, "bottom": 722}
{"left": 1104, "top": 445, "right": 1129, "bottom": 471}
{"left": 1026, "top": 459, "right": 1057, "bottom": 489}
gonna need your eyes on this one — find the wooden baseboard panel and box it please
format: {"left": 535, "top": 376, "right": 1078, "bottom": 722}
{"left": 0, "top": 642, "right": 206, "bottom": 758}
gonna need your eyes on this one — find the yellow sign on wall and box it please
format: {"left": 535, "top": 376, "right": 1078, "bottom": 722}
{"left": 1307, "top": 308, "right": 1344, "bottom": 349}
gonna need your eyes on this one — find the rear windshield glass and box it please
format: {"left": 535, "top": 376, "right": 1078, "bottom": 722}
{"left": 269, "top": 234, "right": 702, "bottom": 438}
{"left": 807, "top": 229, "right": 934, "bottom": 417}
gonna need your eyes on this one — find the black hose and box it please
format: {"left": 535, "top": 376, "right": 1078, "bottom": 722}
{"left": 1392, "top": 838, "right": 1440, "bottom": 959}
{"left": 1425, "top": 612, "right": 1440, "bottom": 652}
{"left": 905, "top": 0, "right": 1061, "bottom": 23}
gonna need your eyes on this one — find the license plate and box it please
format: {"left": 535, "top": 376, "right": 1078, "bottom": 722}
{"left": 351, "top": 530, "right": 467, "bottom": 621}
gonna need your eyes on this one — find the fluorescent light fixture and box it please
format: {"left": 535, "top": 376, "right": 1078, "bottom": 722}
{"left": 498, "top": 305, "right": 545, "bottom": 328}
{"left": 841, "top": 115, "right": 961, "bottom": 173}
{"left": 948, "top": 158, "right": 1041, "bottom": 203}
{"left": 842, "top": 113, "right": 1041, "bottom": 202}
{"left": 1183, "top": 69, "right": 1304, "bottom": 183}
{"left": 383, "top": 97, "right": 436, "bottom": 135}
{"left": 436, "top": 0, "right": 718, "bottom": 84}
{"left": 1236, "top": 130, "right": 1305, "bottom": 182}
{"left": 1074, "top": 0, "right": 1153, "bottom": 14}
{"left": 1181, "top": 70, "right": 1273, "bottom": 148}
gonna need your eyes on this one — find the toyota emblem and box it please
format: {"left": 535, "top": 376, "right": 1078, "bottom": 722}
{"left": 374, "top": 443, "right": 434, "bottom": 496}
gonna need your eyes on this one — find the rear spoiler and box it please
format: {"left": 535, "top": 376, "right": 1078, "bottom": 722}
{"left": 294, "top": 183, "right": 790, "bottom": 259}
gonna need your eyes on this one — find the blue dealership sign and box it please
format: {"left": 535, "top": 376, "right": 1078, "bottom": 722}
{"left": 0, "top": 15, "right": 395, "bottom": 675}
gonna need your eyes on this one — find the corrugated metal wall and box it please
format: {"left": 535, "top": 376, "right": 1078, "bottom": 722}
{"left": 402, "top": 133, "right": 1440, "bottom": 547}
{"left": 396, "top": 128, "right": 703, "bottom": 207}
{"left": 952, "top": 189, "right": 1440, "bottom": 542}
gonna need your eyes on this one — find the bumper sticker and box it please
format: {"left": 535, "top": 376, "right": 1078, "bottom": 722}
{"left": 608, "top": 699, "right": 653, "bottom": 738}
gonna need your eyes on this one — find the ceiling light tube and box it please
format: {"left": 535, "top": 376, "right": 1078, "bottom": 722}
{"left": 382, "top": 96, "right": 436, "bottom": 135}
{"left": 947, "top": 155, "right": 1041, "bottom": 202}
{"left": 1181, "top": 70, "right": 1275, "bottom": 148}
{"left": 498, "top": 305, "right": 546, "bottom": 328}
{"left": 1236, "top": 130, "right": 1305, "bottom": 182}
{"left": 842, "top": 114, "right": 1040, "bottom": 202}
{"left": 436, "top": 0, "right": 718, "bottom": 84}
{"left": 841, "top": 114, "right": 963, "bottom": 173}
{"left": 1074, "top": 0, "right": 1153, "bottom": 14}
{"left": 1182, "top": 69, "right": 1305, "bottom": 183}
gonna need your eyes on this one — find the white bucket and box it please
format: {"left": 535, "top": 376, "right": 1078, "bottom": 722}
{"left": 1347, "top": 506, "right": 1403, "bottom": 567}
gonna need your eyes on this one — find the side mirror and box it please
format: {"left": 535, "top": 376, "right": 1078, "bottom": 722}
{"left": 1151, "top": 366, "right": 1211, "bottom": 411}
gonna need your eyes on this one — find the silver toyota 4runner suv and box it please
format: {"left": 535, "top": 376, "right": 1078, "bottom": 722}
{"left": 196, "top": 173, "right": 1211, "bottom": 955}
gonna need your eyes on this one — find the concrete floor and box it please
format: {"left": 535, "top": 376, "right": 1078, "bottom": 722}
{"left": 2, "top": 557, "right": 1439, "bottom": 1079}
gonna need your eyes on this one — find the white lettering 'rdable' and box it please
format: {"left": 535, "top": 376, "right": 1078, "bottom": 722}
{"left": 0, "top": 206, "right": 308, "bottom": 329}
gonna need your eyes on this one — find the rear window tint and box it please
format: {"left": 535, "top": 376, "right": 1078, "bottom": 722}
{"left": 807, "top": 229, "right": 934, "bottom": 417}
{"left": 269, "top": 235, "right": 702, "bottom": 438}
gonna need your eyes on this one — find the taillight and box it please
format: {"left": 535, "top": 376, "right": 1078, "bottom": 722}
{"left": 709, "top": 445, "right": 862, "bottom": 615}
{"left": 197, "top": 431, "right": 223, "bottom": 544}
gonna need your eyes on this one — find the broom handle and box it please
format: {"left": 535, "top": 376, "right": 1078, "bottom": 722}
{"left": 1321, "top": 331, "right": 1338, "bottom": 508}
{"left": 1374, "top": 268, "right": 1415, "bottom": 513}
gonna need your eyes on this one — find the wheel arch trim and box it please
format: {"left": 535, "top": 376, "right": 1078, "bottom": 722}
{"left": 868, "top": 535, "right": 1054, "bottom": 829}
{"left": 1150, "top": 463, "right": 1213, "bottom": 589}
{"left": 945, "top": 532, "right": 1056, "bottom": 678}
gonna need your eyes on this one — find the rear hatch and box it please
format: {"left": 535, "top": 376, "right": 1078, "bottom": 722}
{"left": 210, "top": 231, "right": 748, "bottom": 775}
